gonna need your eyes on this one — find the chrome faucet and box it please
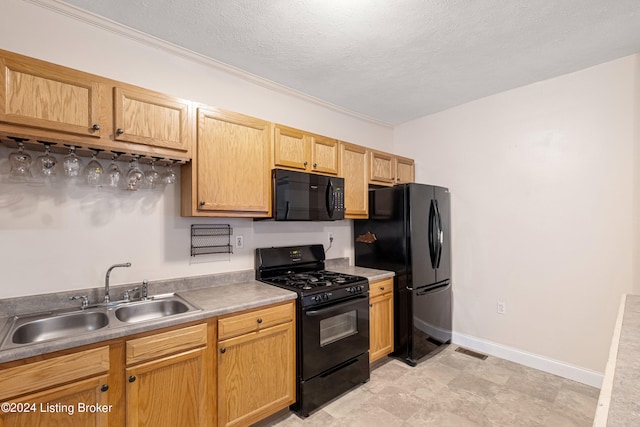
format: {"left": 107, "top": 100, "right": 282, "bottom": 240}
{"left": 104, "top": 263, "right": 131, "bottom": 303}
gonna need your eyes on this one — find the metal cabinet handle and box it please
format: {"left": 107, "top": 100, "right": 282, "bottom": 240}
{"left": 313, "top": 163, "right": 317, "bottom": 168}
{"left": 369, "top": 304, "right": 373, "bottom": 308}
{"left": 92, "top": 124, "right": 100, "bottom": 131}
{"left": 257, "top": 318, "right": 263, "bottom": 324}
{"left": 128, "top": 375, "right": 136, "bottom": 383}
{"left": 100, "top": 384, "right": 109, "bottom": 392}
{"left": 116, "top": 128, "right": 124, "bottom": 135}
{"left": 303, "top": 161, "right": 308, "bottom": 166}
{"left": 199, "top": 201, "right": 205, "bottom": 206}
{"left": 220, "top": 348, "right": 226, "bottom": 354}
{"left": 380, "top": 287, "right": 385, "bottom": 291}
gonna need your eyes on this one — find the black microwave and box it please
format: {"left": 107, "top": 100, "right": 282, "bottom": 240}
{"left": 273, "top": 169, "right": 345, "bottom": 221}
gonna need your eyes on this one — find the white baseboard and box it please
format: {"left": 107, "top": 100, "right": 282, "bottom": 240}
{"left": 452, "top": 332, "right": 603, "bottom": 388}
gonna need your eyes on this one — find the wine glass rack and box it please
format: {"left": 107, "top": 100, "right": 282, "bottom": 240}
{"left": 191, "top": 224, "right": 233, "bottom": 256}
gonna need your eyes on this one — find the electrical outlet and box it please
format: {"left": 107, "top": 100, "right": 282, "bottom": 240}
{"left": 497, "top": 301, "right": 506, "bottom": 315}
{"left": 328, "top": 232, "right": 334, "bottom": 243}
{"left": 235, "top": 235, "right": 244, "bottom": 249}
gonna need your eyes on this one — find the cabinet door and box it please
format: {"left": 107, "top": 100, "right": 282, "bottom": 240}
{"left": 273, "top": 124, "right": 309, "bottom": 171}
{"left": 0, "top": 374, "right": 110, "bottom": 427}
{"left": 113, "top": 86, "right": 191, "bottom": 153}
{"left": 396, "top": 156, "right": 415, "bottom": 184}
{"left": 0, "top": 55, "right": 103, "bottom": 137}
{"left": 370, "top": 291, "right": 394, "bottom": 363}
{"left": 369, "top": 150, "right": 395, "bottom": 186}
{"left": 218, "top": 322, "right": 295, "bottom": 427}
{"left": 126, "top": 348, "right": 207, "bottom": 427}
{"left": 309, "top": 135, "right": 339, "bottom": 175}
{"left": 195, "top": 108, "right": 272, "bottom": 216}
{"left": 340, "top": 142, "right": 368, "bottom": 218}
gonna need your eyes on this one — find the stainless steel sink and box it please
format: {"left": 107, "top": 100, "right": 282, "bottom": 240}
{"left": 9, "top": 311, "right": 109, "bottom": 345}
{"left": 0, "top": 293, "right": 201, "bottom": 350}
{"left": 114, "top": 297, "right": 193, "bottom": 323}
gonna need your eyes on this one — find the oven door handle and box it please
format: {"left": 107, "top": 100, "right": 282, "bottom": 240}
{"left": 305, "top": 295, "right": 368, "bottom": 316}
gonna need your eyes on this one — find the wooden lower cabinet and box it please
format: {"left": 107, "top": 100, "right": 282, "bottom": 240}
{"left": 217, "top": 302, "right": 295, "bottom": 427}
{"left": 125, "top": 348, "right": 207, "bottom": 427}
{"left": 124, "top": 322, "right": 213, "bottom": 427}
{"left": 0, "top": 345, "right": 114, "bottom": 427}
{"left": 369, "top": 278, "right": 394, "bottom": 363}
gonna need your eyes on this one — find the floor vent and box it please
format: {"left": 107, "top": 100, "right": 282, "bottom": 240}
{"left": 455, "top": 347, "right": 488, "bottom": 360}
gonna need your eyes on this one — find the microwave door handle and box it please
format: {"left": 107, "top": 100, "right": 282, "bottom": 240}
{"left": 326, "top": 179, "right": 335, "bottom": 218}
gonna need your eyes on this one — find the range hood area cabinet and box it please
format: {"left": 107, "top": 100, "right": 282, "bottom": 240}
{"left": 181, "top": 107, "right": 273, "bottom": 217}
{"left": 0, "top": 49, "right": 193, "bottom": 161}
{"left": 273, "top": 124, "right": 340, "bottom": 176}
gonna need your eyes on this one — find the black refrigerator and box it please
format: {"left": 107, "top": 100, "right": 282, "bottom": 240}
{"left": 354, "top": 183, "right": 452, "bottom": 366}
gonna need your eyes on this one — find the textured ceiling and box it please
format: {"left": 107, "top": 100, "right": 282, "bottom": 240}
{"left": 61, "top": 0, "right": 640, "bottom": 125}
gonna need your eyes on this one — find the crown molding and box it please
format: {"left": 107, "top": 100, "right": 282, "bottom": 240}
{"left": 24, "top": 0, "right": 393, "bottom": 128}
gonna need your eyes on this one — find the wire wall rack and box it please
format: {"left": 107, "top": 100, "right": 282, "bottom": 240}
{"left": 191, "top": 224, "right": 233, "bottom": 256}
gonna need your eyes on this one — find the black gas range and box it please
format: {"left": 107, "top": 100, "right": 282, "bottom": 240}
{"left": 256, "top": 244, "right": 370, "bottom": 417}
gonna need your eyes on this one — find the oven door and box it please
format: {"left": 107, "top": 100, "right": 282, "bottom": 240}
{"left": 300, "top": 294, "right": 369, "bottom": 380}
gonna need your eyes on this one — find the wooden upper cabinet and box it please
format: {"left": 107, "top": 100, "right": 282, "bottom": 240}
{"left": 340, "top": 142, "right": 368, "bottom": 219}
{"left": 309, "top": 134, "right": 339, "bottom": 175}
{"left": 395, "top": 155, "right": 415, "bottom": 184}
{"left": 181, "top": 107, "right": 272, "bottom": 217}
{"left": 273, "top": 124, "right": 339, "bottom": 175}
{"left": 369, "top": 149, "right": 396, "bottom": 186}
{"left": 113, "top": 86, "right": 191, "bottom": 153}
{"left": 0, "top": 54, "right": 104, "bottom": 138}
{"left": 273, "top": 124, "right": 308, "bottom": 171}
{"left": 0, "top": 49, "right": 192, "bottom": 161}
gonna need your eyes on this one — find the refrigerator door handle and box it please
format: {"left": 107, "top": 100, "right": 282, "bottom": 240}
{"left": 415, "top": 282, "right": 450, "bottom": 296}
{"left": 434, "top": 199, "right": 443, "bottom": 269}
{"left": 428, "top": 200, "right": 437, "bottom": 269}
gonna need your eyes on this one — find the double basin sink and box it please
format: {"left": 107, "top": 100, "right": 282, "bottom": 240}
{"left": 0, "top": 294, "right": 202, "bottom": 351}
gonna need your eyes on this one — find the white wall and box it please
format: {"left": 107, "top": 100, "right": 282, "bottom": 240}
{"left": 0, "top": 0, "right": 393, "bottom": 299}
{"left": 395, "top": 55, "right": 640, "bottom": 376}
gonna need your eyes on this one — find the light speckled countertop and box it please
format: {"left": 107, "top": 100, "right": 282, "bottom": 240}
{"left": 0, "top": 264, "right": 394, "bottom": 364}
{"left": 594, "top": 294, "right": 640, "bottom": 426}
{"left": 0, "top": 280, "right": 295, "bottom": 364}
{"left": 328, "top": 265, "right": 395, "bottom": 282}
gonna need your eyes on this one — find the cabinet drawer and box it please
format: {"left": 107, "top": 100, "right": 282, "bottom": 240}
{"left": 0, "top": 346, "right": 109, "bottom": 400}
{"left": 369, "top": 278, "right": 394, "bottom": 298}
{"left": 218, "top": 302, "right": 293, "bottom": 340}
{"left": 126, "top": 323, "right": 207, "bottom": 366}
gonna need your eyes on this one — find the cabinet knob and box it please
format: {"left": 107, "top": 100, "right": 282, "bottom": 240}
{"left": 199, "top": 201, "right": 205, "bottom": 206}
{"left": 100, "top": 384, "right": 109, "bottom": 392}
{"left": 220, "top": 348, "right": 226, "bottom": 354}
{"left": 380, "top": 287, "right": 385, "bottom": 291}
{"left": 303, "top": 161, "right": 308, "bottom": 166}
{"left": 257, "top": 318, "right": 263, "bottom": 324}
{"left": 116, "top": 128, "right": 124, "bottom": 135}
{"left": 313, "top": 163, "right": 317, "bottom": 168}
{"left": 92, "top": 124, "right": 100, "bottom": 131}
{"left": 128, "top": 375, "right": 136, "bottom": 383}
{"left": 369, "top": 303, "right": 373, "bottom": 308}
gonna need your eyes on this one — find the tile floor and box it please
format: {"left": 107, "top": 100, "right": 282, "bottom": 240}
{"left": 262, "top": 346, "right": 599, "bottom": 426}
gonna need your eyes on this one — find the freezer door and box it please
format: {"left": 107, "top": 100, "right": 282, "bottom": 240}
{"left": 409, "top": 282, "right": 452, "bottom": 363}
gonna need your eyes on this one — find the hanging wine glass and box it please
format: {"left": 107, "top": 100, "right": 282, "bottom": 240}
{"left": 104, "top": 152, "right": 125, "bottom": 190}
{"left": 35, "top": 141, "right": 57, "bottom": 179}
{"left": 8, "top": 140, "right": 33, "bottom": 181}
{"left": 144, "top": 157, "right": 162, "bottom": 190}
{"left": 62, "top": 145, "right": 83, "bottom": 178}
{"left": 126, "top": 155, "right": 144, "bottom": 191}
{"left": 83, "top": 149, "right": 104, "bottom": 187}
{"left": 162, "top": 160, "right": 178, "bottom": 185}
